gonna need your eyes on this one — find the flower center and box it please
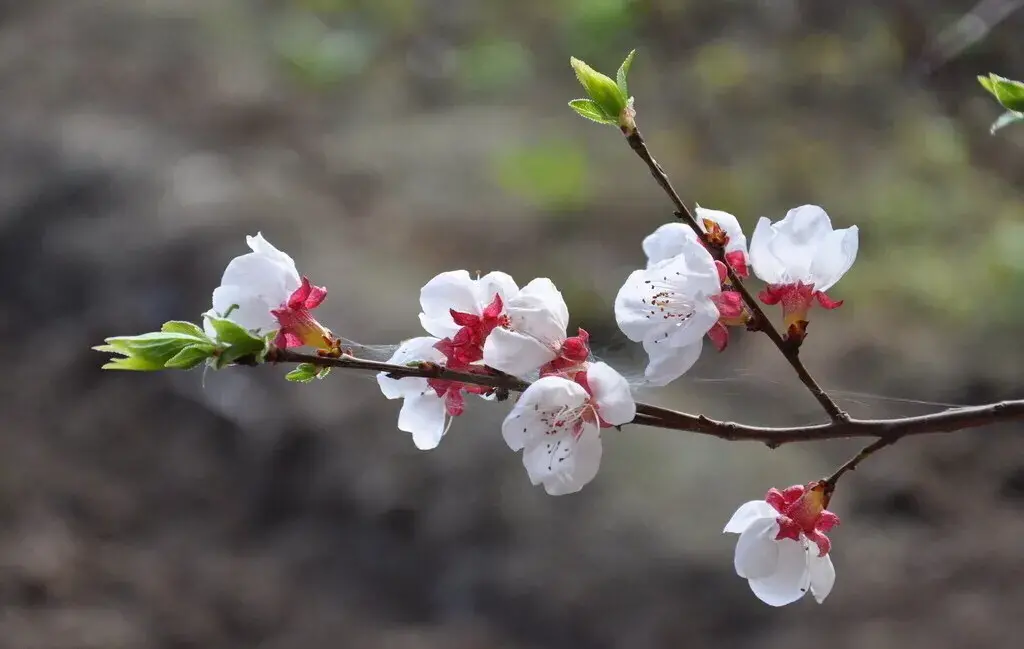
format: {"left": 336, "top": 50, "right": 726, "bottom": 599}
{"left": 437, "top": 293, "right": 508, "bottom": 369}
{"left": 641, "top": 277, "right": 697, "bottom": 324}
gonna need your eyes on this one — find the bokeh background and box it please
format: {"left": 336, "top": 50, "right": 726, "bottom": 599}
{"left": 2, "top": 1, "right": 1024, "bottom": 647}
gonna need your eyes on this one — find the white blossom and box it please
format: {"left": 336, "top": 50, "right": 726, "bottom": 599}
{"left": 501, "top": 362, "right": 635, "bottom": 495}
{"left": 724, "top": 485, "right": 839, "bottom": 607}
{"left": 204, "top": 233, "right": 301, "bottom": 337}
{"left": 615, "top": 226, "right": 722, "bottom": 385}
{"left": 749, "top": 205, "right": 858, "bottom": 292}
{"left": 203, "top": 233, "right": 332, "bottom": 349}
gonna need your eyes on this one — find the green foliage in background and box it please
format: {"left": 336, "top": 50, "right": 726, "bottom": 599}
{"left": 492, "top": 141, "right": 590, "bottom": 211}
{"left": 217, "top": 1, "right": 1024, "bottom": 340}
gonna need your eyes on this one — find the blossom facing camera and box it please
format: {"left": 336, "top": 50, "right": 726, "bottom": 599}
{"left": 724, "top": 482, "right": 839, "bottom": 607}
{"left": 204, "top": 233, "right": 336, "bottom": 351}
{"left": 502, "top": 362, "right": 635, "bottom": 495}
{"left": 749, "top": 205, "right": 859, "bottom": 343}
{"left": 615, "top": 226, "right": 722, "bottom": 385}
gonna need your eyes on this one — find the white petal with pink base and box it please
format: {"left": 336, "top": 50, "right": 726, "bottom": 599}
{"left": 501, "top": 362, "right": 635, "bottom": 495}
{"left": 748, "top": 205, "right": 858, "bottom": 337}
{"left": 204, "top": 233, "right": 334, "bottom": 350}
{"left": 418, "top": 270, "right": 519, "bottom": 339}
{"left": 724, "top": 483, "right": 840, "bottom": 606}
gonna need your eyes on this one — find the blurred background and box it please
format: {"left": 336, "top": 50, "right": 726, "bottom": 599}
{"left": 2, "top": 0, "right": 1023, "bottom": 647}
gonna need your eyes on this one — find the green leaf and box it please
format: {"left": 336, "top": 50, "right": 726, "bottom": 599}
{"left": 286, "top": 363, "right": 319, "bottom": 383}
{"left": 569, "top": 56, "right": 627, "bottom": 124}
{"left": 204, "top": 317, "right": 266, "bottom": 358}
{"left": 97, "top": 331, "right": 211, "bottom": 368}
{"left": 164, "top": 344, "right": 216, "bottom": 370}
{"left": 316, "top": 366, "right": 332, "bottom": 380}
{"left": 101, "top": 355, "right": 166, "bottom": 371}
{"left": 991, "top": 110, "right": 1024, "bottom": 134}
{"left": 616, "top": 49, "right": 635, "bottom": 97}
{"left": 980, "top": 73, "right": 1024, "bottom": 112}
{"left": 978, "top": 74, "right": 995, "bottom": 95}
{"left": 161, "top": 321, "right": 208, "bottom": 339}
{"left": 568, "top": 99, "right": 616, "bottom": 124}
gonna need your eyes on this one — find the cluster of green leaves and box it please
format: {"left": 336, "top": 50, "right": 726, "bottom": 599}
{"left": 568, "top": 49, "right": 635, "bottom": 127}
{"left": 978, "top": 73, "right": 1024, "bottom": 133}
{"left": 94, "top": 318, "right": 269, "bottom": 372}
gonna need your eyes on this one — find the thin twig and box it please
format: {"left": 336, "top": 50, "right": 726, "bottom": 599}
{"left": 623, "top": 128, "right": 849, "bottom": 423}
{"left": 267, "top": 348, "right": 530, "bottom": 391}
{"left": 266, "top": 349, "right": 1024, "bottom": 446}
{"left": 823, "top": 437, "right": 897, "bottom": 490}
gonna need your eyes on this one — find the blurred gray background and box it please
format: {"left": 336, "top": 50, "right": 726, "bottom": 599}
{"left": 2, "top": 1, "right": 1023, "bottom": 648}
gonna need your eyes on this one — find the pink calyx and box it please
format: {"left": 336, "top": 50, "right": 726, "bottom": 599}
{"left": 571, "top": 368, "right": 612, "bottom": 435}
{"left": 758, "top": 281, "right": 843, "bottom": 343}
{"left": 271, "top": 277, "right": 336, "bottom": 350}
{"left": 766, "top": 482, "right": 840, "bottom": 557}
{"left": 540, "top": 328, "right": 591, "bottom": 377}
{"left": 702, "top": 220, "right": 749, "bottom": 278}
{"left": 436, "top": 293, "right": 509, "bottom": 369}
{"left": 707, "top": 290, "right": 746, "bottom": 352}
{"left": 427, "top": 366, "right": 494, "bottom": 417}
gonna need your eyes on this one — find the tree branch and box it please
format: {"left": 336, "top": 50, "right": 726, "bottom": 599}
{"left": 623, "top": 128, "right": 849, "bottom": 423}
{"left": 265, "top": 349, "right": 1024, "bottom": 447}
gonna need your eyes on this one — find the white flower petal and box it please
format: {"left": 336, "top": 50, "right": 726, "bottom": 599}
{"left": 506, "top": 277, "right": 569, "bottom": 344}
{"left": 747, "top": 538, "right": 812, "bottom": 607}
{"left": 397, "top": 391, "right": 448, "bottom": 450}
{"left": 808, "top": 553, "right": 836, "bottom": 604}
{"left": 749, "top": 217, "right": 785, "bottom": 284}
{"left": 377, "top": 337, "right": 443, "bottom": 399}
{"left": 808, "top": 226, "right": 858, "bottom": 292}
{"left": 418, "top": 270, "right": 480, "bottom": 338}
{"left": 750, "top": 206, "right": 854, "bottom": 288}
{"left": 723, "top": 500, "right": 778, "bottom": 534}
{"left": 642, "top": 222, "right": 695, "bottom": 267}
{"left": 245, "top": 232, "right": 298, "bottom": 269}
{"left": 695, "top": 206, "right": 748, "bottom": 254}
{"left": 734, "top": 517, "right": 781, "bottom": 580}
{"left": 522, "top": 422, "right": 603, "bottom": 496}
{"left": 585, "top": 361, "right": 636, "bottom": 426}
{"left": 639, "top": 322, "right": 714, "bottom": 387}
{"left": 502, "top": 376, "right": 588, "bottom": 451}
{"left": 475, "top": 271, "right": 520, "bottom": 309}
{"left": 483, "top": 328, "right": 557, "bottom": 377}
{"left": 210, "top": 285, "right": 279, "bottom": 334}
{"left": 219, "top": 251, "right": 300, "bottom": 310}
{"left": 776, "top": 204, "right": 834, "bottom": 245}
{"left": 615, "top": 269, "right": 671, "bottom": 342}
{"left": 614, "top": 256, "right": 720, "bottom": 343}
{"left": 764, "top": 205, "right": 834, "bottom": 282}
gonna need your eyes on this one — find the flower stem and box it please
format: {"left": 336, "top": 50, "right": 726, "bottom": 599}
{"left": 623, "top": 128, "right": 848, "bottom": 423}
